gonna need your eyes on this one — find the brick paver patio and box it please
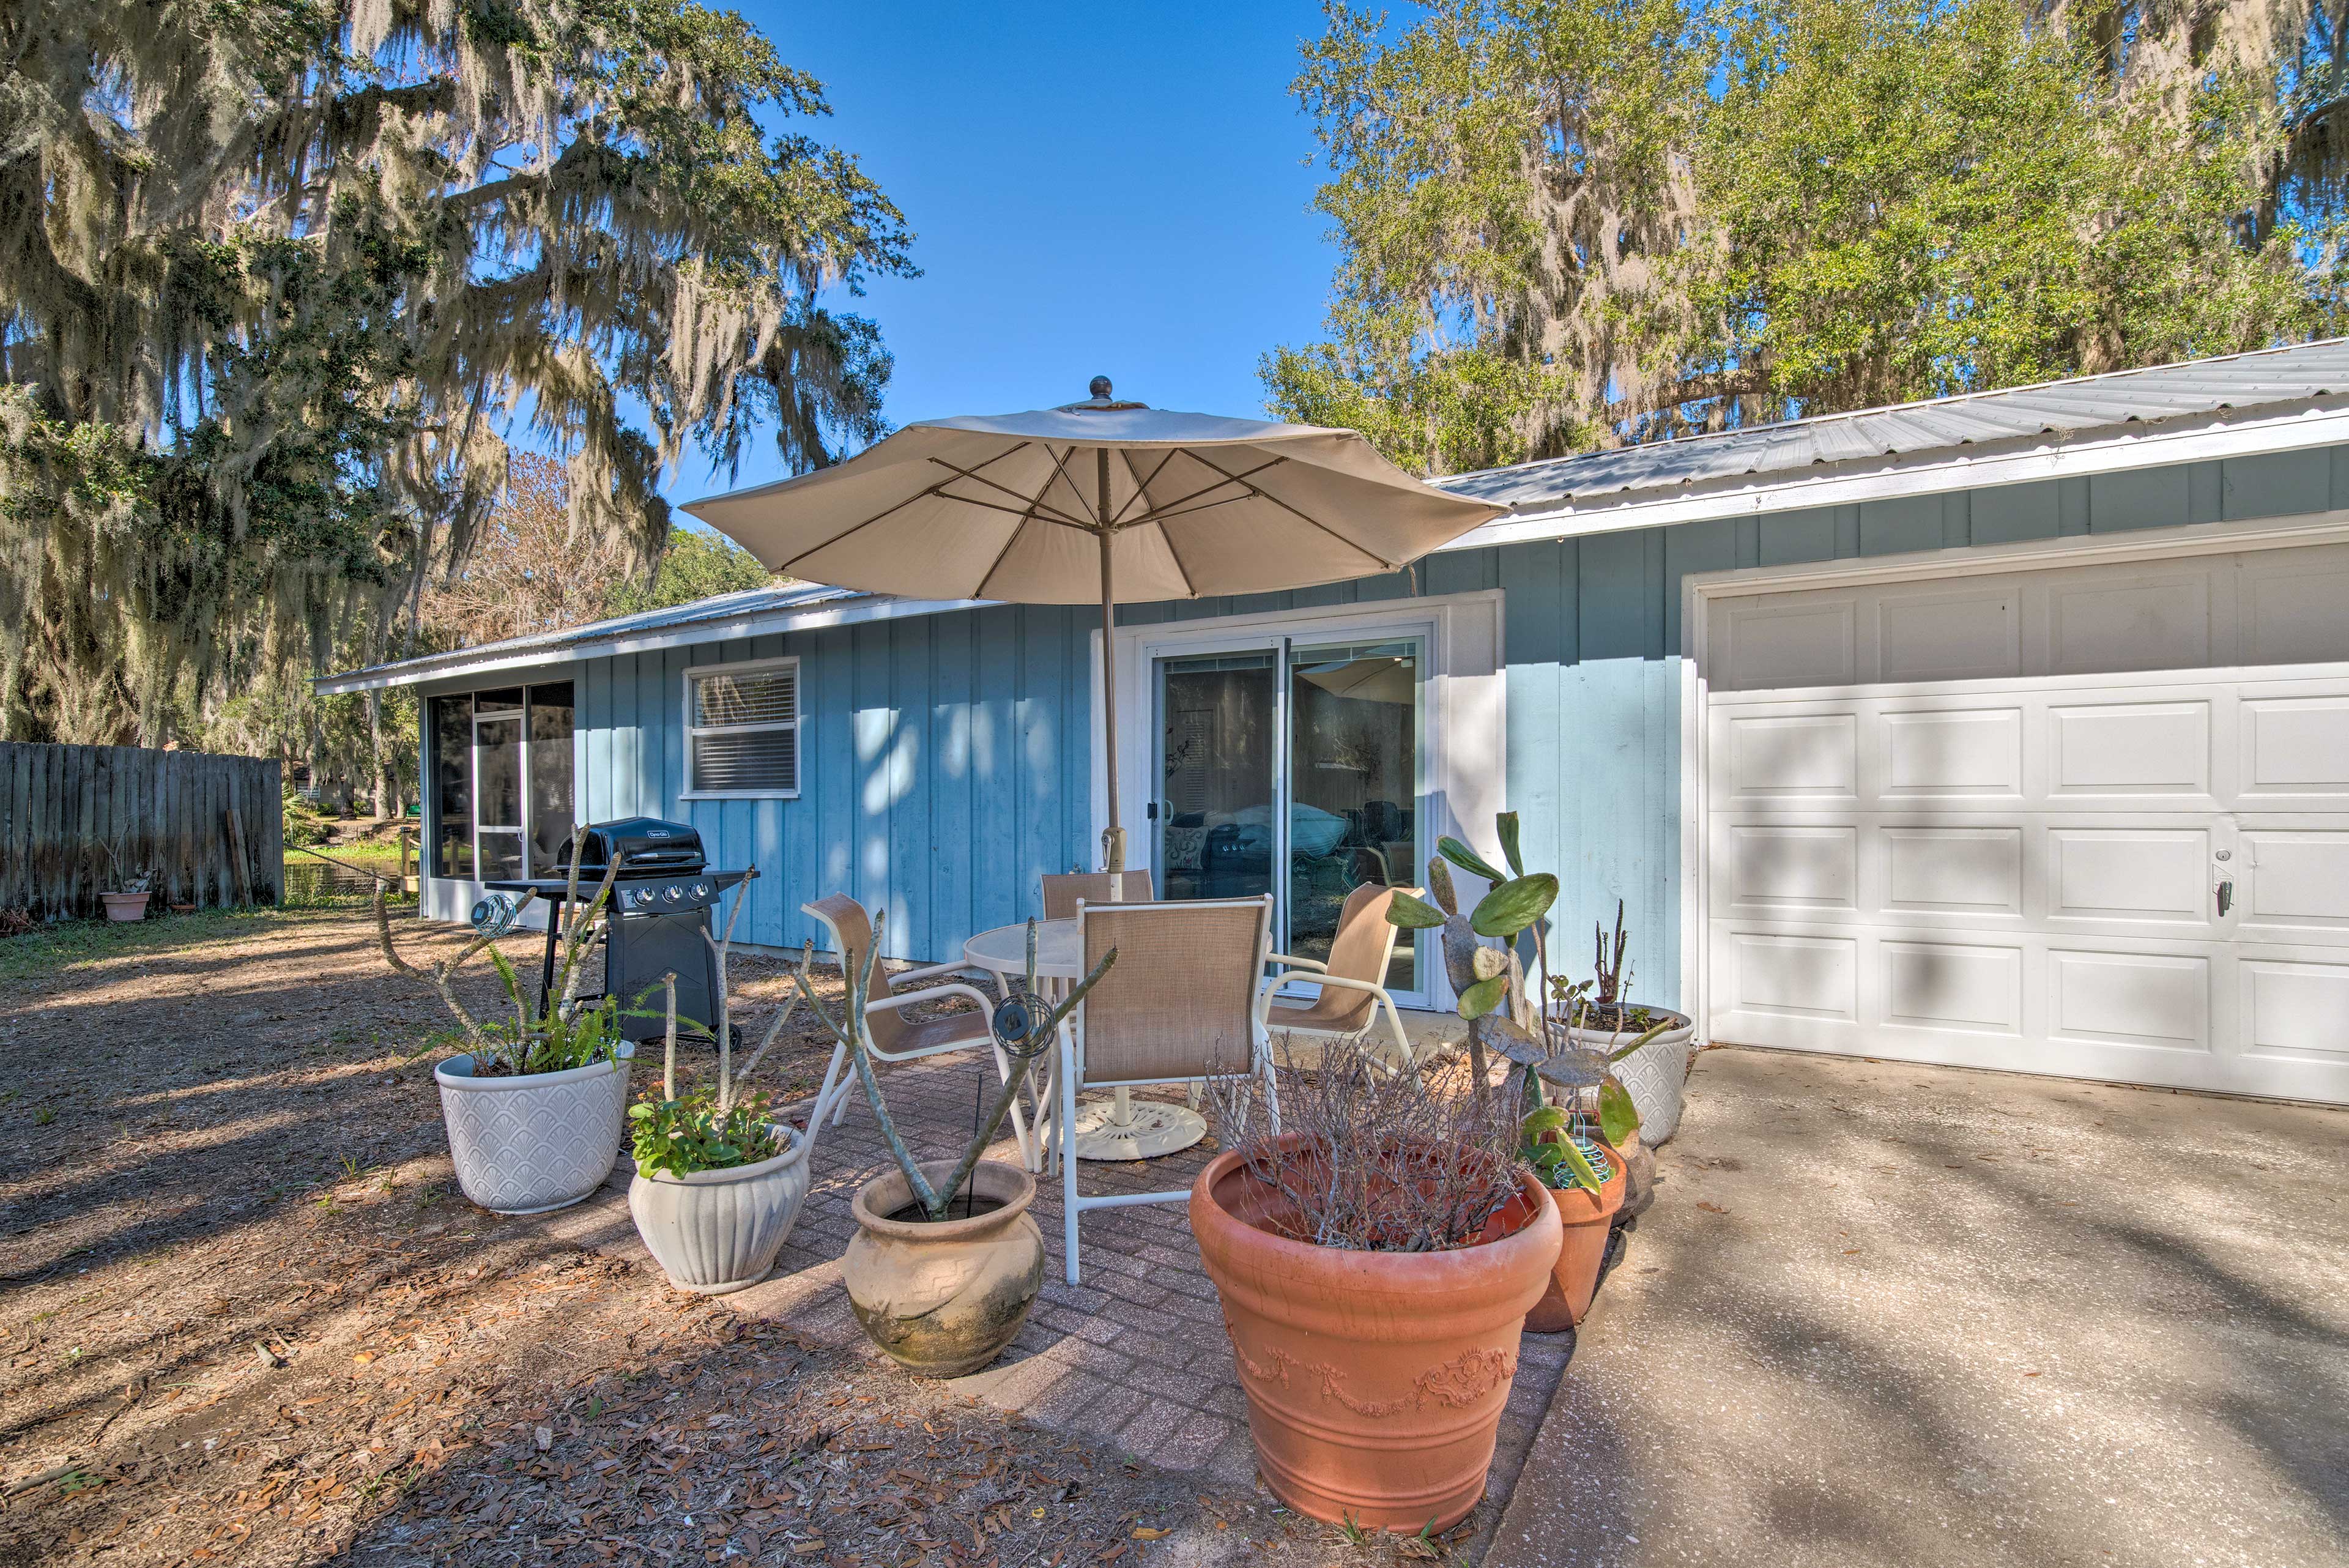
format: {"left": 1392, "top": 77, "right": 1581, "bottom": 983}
{"left": 555, "top": 1012, "right": 1573, "bottom": 1517}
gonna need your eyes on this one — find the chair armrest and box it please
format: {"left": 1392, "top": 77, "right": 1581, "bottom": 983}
{"left": 893, "top": 958, "right": 982, "bottom": 986}
{"left": 1297, "top": 972, "right": 1395, "bottom": 1004}
{"left": 1264, "top": 952, "right": 1328, "bottom": 973}
{"left": 865, "top": 981, "right": 996, "bottom": 1017}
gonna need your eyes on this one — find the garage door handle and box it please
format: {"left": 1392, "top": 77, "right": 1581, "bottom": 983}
{"left": 2215, "top": 879, "right": 2234, "bottom": 917}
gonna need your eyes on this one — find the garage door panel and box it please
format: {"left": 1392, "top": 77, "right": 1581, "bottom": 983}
{"left": 1721, "top": 931, "right": 1857, "bottom": 1021}
{"left": 2042, "top": 572, "right": 2213, "bottom": 675}
{"left": 1883, "top": 827, "right": 2023, "bottom": 916}
{"left": 2049, "top": 950, "right": 2211, "bottom": 1052}
{"left": 1882, "top": 707, "right": 2023, "bottom": 799}
{"left": 2240, "top": 547, "right": 2349, "bottom": 666}
{"left": 2240, "top": 828, "right": 2349, "bottom": 929}
{"left": 2047, "top": 700, "right": 2213, "bottom": 800}
{"left": 1715, "top": 712, "right": 1858, "bottom": 803}
{"left": 2238, "top": 695, "right": 2349, "bottom": 803}
{"left": 1724, "top": 824, "right": 1857, "bottom": 913}
{"left": 1720, "top": 598, "right": 1855, "bottom": 690}
{"left": 1876, "top": 586, "right": 2020, "bottom": 682}
{"left": 2239, "top": 956, "right": 2349, "bottom": 1064}
{"left": 2047, "top": 828, "right": 2213, "bottom": 925}
{"left": 1883, "top": 940, "right": 2022, "bottom": 1033}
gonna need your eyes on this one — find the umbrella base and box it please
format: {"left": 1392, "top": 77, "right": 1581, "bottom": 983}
{"left": 1069, "top": 1090, "right": 1207, "bottom": 1161}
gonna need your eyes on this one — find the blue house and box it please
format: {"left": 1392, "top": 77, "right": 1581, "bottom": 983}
{"left": 322, "top": 340, "right": 2349, "bottom": 1107}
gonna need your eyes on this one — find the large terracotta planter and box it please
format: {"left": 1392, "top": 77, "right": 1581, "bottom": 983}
{"left": 1190, "top": 1140, "right": 1563, "bottom": 1534}
{"left": 629, "top": 1125, "right": 811, "bottom": 1295}
{"left": 1524, "top": 1140, "right": 1627, "bottom": 1332}
{"left": 433, "top": 1046, "right": 633, "bottom": 1215}
{"left": 101, "top": 891, "right": 150, "bottom": 923}
{"left": 842, "top": 1159, "right": 1045, "bottom": 1378}
{"left": 1555, "top": 1005, "right": 1695, "bottom": 1144}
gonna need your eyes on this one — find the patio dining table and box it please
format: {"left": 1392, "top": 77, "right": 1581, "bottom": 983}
{"left": 962, "top": 918, "right": 1211, "bottom": 1162}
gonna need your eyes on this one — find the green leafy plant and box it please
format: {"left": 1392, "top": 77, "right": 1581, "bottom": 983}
{"left": 1389, "top": 812, "right": 1665, "bottom": 1148}
{"left": 373, "top": 836, "right": 629, "bottom": 1077}
{"left": 1519, "top": 1072, "right": 1609, "bottom": 1195}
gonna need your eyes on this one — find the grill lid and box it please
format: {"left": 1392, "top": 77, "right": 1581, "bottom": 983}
{"left": 556, "top": 817, "right": 706, "bottom": 875}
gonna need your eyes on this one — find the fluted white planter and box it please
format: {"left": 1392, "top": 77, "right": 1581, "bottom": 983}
{"left": 628, "top": 1126, "right": 812, "bottom": 1295}
{"left": 1556, "top": 1007, "right": 1696, "bottom": 1145}
{"left": 434, "top": 1045, "right": 634, "bottom": 1215}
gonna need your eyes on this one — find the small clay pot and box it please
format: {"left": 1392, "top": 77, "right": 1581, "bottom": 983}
{"left": 1192, "top": 1137, "right": 1562, "bottom": 1534}
{"left": 842, "top": 1159, "right": 1044, "bottom": 1379}
{"left": 1524, "top": 1140, "right": 1628, "bottom": 1332}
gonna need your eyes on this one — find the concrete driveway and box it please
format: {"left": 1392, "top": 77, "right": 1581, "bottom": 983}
{"left": 1488, "top": 1047, "right": 2349, "bottom": 1568}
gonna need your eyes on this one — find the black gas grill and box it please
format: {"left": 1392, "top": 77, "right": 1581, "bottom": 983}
{"left": 483, "top": 817, "right": 749, "bottom": 1044}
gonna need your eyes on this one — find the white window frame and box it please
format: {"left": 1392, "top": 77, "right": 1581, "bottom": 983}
{"left": 680, "top": 654, "right": 802, "bottom": 801}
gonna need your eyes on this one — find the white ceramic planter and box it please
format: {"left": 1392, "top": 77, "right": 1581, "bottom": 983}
{"left": 101, "top": 891, "right": 150, "bottom": 923}
{"left": 1557, "top": 1007, "right": 1696, "bottom": 1145}
{"left": 434, "top": 1045, "right": 634, "bottom": 1215}
{"left": 628, "top": 1126, "right": 812, "bottom": 1295}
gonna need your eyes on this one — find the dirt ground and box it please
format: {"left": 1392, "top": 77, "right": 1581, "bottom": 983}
{"left": 0, "top": 907, "right": 1461, "bottom": 1568}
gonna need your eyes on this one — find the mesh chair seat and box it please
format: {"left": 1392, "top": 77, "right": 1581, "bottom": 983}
{"left": 1041, "top": 871, "right": 1154, "bottom": 921}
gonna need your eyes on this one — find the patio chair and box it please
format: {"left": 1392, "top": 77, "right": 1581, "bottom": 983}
{"left": 801, "top": 894, "right": 1041, "bottom": 1166}
{"left": 1259, "top": 883, "right": 1418, "bottom": 1068}
{"left": 1056, "top": 894, "right": 1275, "bottom": 1285}
{"left": 1039, "top": 870, "right": 1154, "bottom": 920}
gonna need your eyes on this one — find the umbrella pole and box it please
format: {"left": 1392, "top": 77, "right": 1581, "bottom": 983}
{"left": 1097, "top": 496, "right": 1126, "bottom": 874}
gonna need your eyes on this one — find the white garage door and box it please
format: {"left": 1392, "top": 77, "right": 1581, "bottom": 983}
{"left": 1704, "top": 538, "right": 2349, "bottom": 1104}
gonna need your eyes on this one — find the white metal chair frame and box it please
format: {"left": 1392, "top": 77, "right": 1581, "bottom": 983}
{"left": 1255, "top": 886, "right": 1420, "bottom": 1068}
{"left": 1056, "top": 894, "right": 1280, "bottom": 1285}
{"left": 800, "top": 896, "right": 1044, "bottom": 1169}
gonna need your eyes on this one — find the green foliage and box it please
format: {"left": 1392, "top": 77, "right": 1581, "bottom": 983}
{"left": 282, "top": 791, "right": 332, "bottom": 848}
{"left": 467, "top": 993, "right": 629, "bottom": 1080}
{"left": 1266, "top": 0, "right": 2343, "bottom": 469}
{"left": 1386, "top": 888, "right": 1452, "bottom": 928}
{"left": 629, "top": 1088, "right": 783, "bottom": 1178}
{"left": 1520, "top": 1076, "right": 1609, "bottom": 1193}
{"left": 1469, "top": 873, "right": 1558, "bottom": 940}
{"left": 606, "top": 529, "right": 779, "bottom": 617}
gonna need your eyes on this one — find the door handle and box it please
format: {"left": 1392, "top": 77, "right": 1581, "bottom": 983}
{"left": 2215, "top": 879, "right": 2235, "bottom": 917}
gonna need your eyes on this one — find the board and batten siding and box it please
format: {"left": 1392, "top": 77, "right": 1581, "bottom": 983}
{"left": 558, "top": 442, "right": 2349, "bottom": 1001}
{"left": 576, "top": 603, "right": 1095, "bottom": 961}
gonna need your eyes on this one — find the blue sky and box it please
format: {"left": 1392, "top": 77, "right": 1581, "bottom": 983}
{"left": 667, "top": 2, "right": 1343, "bottom": 514}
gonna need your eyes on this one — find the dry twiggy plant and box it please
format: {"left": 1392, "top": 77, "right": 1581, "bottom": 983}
{"left": 1205, "top": 1035, "right": 1523, "bottom": 1252}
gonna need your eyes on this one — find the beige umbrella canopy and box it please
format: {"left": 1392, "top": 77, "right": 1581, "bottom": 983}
{"left": 685, "top": 380, "right": 1503, "bottom": 869}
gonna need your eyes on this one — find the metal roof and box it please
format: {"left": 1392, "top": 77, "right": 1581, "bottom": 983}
{"left": 1433, "top": 337, "right": 2349, "bottom": 510}
{"left": 314, "top": 581, "right": 882, "bottom": 693}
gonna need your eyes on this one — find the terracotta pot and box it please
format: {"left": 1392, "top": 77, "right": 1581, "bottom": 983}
{"left": 101, "top": 891, "right": 150, "bottom": 923}
{"left": 629, "top": 1124, "right": 812, "bottom": 1295}
{"left": 842, "top": 1159, "right": 1044, "bottom": 1379}
{"left": 1523, "top": 1141, "right": 1627, "bottom": 1332}
{"left": 1190, "top": 1139, "right": 1563, "bottom": 1534}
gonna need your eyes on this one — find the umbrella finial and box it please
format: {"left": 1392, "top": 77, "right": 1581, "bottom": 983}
{"left": 1088, "top": 375, "right": 1113, "bottom": 400}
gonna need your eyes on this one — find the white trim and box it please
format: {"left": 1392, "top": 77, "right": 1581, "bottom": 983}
{"left": 1442, "top": 399, "right": 2349, "bottom": 550}
{"left": 1095, "top": 590, "right": 1507, "bottom": 1011}
{"left": 314, "top": 594, "right": 985, "bottom": 696}
{"left": 679, "top": 653, "right": 802, "bottom": 801}
{"left": 1677, "top": 505, "right": 2349, "bottom": 1057}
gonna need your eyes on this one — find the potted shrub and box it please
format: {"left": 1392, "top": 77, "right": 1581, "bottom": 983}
{"left": 1192, "top": 1036, "right": 1562, "bottom": 1534}
{"left": 796, "top": 915, "right": 1113, "bottom": 1378}
{"left": 98, "top": 841, "right": 152, "bottom": 922}
{"left": 628, "top": 871, "right": 813, "bottom": 1294}
{"left": 1549, "top": 901, "right": 1697, "bottom": 1145}
{"left": 374, "top": 850, "right": 635, "bottom": 1216}
{"left": 1381, "top": 815, "right": 1666, "bottom": 1336}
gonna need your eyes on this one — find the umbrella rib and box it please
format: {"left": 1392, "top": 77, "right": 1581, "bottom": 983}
{"left": 971, "top": 447, "right": 1089, "bottom": 597}
{"left": 773, "top": 441, "right": 1039, "bottom": 573}
{"left": 1152, "top": 517, "right": 1203, "bottom": 600}
{"left": 926, "top": 454, "right": 1094, "bottom": 530}
{"left": 1107, "top": 450, "right": 1179, "bottom": 526}
{"left": 1116, "top": 455, "right": 1289, "bottom": 530}
{"left": 1162, "top": 450, "right": 1396, "bottom": 571}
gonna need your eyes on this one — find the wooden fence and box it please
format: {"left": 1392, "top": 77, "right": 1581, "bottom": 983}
{"left": 0, "top": 744, "right": 283, "bottom": 920}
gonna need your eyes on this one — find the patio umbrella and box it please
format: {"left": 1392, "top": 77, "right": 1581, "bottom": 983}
{"left": 686, "top": 379, "right": 1503, "bottom": 869}
{"left": 1296, "top": 654, "right": 1416, "bottom": 706}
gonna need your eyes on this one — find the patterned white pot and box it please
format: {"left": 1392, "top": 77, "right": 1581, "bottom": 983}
{"left": 628, "top": 1126, "right": 812, "bottom": 1295}
{"left": 1560, "top": 1008, "right": 1696, "bottom": 1145}
{"left": 434, "top": 1046, "right": 634, "bottom": 1215}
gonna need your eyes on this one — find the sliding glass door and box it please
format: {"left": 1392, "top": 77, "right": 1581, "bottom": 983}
{"left": 1151, "top": 635, "right": 1425, "bottom": 1001}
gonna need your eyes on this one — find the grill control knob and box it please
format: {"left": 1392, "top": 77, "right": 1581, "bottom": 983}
{"left": 662, "top": 884, "right": 683, "bottom": 904}
{"left": 692, "top": 882, "right": 710, "bottom": 900}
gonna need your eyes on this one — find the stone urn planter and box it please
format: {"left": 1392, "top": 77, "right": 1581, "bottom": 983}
{"left": 1524, "top": 1138, "right": 1627, "bottom": 1331}
{"left": 100, "top": 891, "right": 150, "bottom": 923}
{"left": 629, "top": 1124, "right": 812, "bottom": 1294}
{"left": 842, "top": 1159, "right": 1045, "bottom": 1378}
{"left": 1557, "top": 1004, "right": 1695, "bottom": 1145}
{"left": 434, "top": 1045, "right": 634, "bottom": 1216}
{"left": 1190, "top": 1139, "right": 1563, "bottom": 1534}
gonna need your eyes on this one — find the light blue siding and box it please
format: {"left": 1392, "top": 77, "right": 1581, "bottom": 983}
{"left": 561, "top": 446, "right": 2349, "bottom": 997}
